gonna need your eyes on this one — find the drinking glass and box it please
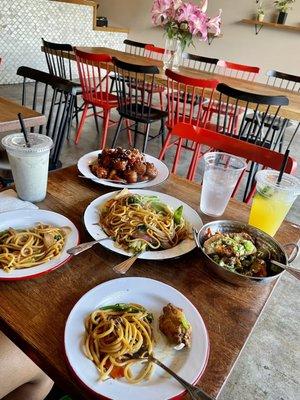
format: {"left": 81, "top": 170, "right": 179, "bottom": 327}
{"left": 2, "top": 133, "right": 53, "bottom": 202}
{"left": 249, "top": 170, "right": 300, "bottom": 236}
{"left": 200, "top": 152, "right": 246, "bottom": 217}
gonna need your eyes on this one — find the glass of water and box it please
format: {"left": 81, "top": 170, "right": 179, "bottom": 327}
{"left": 200, "top": 152, "right": 246, "bottom": 217}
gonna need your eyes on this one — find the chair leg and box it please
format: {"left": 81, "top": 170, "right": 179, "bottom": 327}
{"left": 112, "top": 116, "right": 124, "bottom": 148}
{"left": 75, "top": 103, "right": 88, "bottom": 145}
{"left": 187, "top": 143, "right": 201, "bottom": 181}
{"left": 142, "top": 124, "right": 151, "bottom": 153}
{"left": 109, "top": 78, "right": 115, "bottom": 93}
{"left": 159, "top": 131, "right": 172, "bottom": 160}
{"left": 133, "top": 122, "right": 139, "bottom": 148}
{"left": 92, "top": 106, "right": 100, "bottom": 135}
{"left": 100, "top": 109, "right": 110, "bottom": 149}
{"left": 159, "top": 92, "right": 163, "bottom": 110}
{"left": 125, "top": 119, "right": 132, "bottom": 146}
{"left": 74, "top": 96, "right": 79, "bottom": 126}
{"left": 172, "top": 138, "right": 183, "bottom": 175}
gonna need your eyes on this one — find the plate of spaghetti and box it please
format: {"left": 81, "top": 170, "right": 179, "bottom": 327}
{"left": 84, "top": 189, "right": 203, "bottom": 260}
{"left": 0, "top": 209, "right": 79, "bottom": 280}
{"left": 77, "top": 148, "right": 169, "bottom": 188}
{"left": 64, "top": 277, "right": 210, "bottom": 400}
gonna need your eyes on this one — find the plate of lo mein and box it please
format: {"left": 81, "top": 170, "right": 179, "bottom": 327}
{"left": 0, "top": 209, "right": 79, "bottom": 280}
{"left": 83, "top": 189, "right": 203, "bottom": 260}
{"left": 64, "top": 277, "right": 210, "bottom": 400}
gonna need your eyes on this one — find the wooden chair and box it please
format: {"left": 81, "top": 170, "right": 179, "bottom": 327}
{"left": 160, "top": 125, "right": 297, "bottom": 203}
{"left": 111, "top": 57, "right": 167, "bottom": 153}
{"left": 109, "top": 39, "right": 150, "bottom": 93}
{"left": 182, "top": 53, "right": 219, "bottom": 73}
{"left": 16, "top": 66, "right": 79, "bottom": 170}
{"left": 42, "top": 38, "right": 93, "bottom": 130}
{"left": 74, "top": 49, "right": 119, "bottom": 149}
{"left": 204, "top": 60, "right": 260, "bottom": 127}
{"left": 159, "top": 69, "right": 218, "bottom": 172}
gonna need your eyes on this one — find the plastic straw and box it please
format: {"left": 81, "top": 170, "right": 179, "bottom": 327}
{"left": 17, "top": 113, "right": 31, "bottom": 148}
{"left": 277, "top": 149, "right": 290, "bottom": 184}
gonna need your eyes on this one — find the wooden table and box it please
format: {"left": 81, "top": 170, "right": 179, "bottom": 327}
{"left": 45, "top": 46, "right": 300, "bottom": 122}
{"left": 0, "top": 165, "right": 299, "bottom": 399}
{"left": 0, "top": 97, "right": 46, "bottom": 134}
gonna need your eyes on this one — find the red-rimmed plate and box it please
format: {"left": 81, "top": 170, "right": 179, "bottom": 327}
{"left": 0, "top": 209, "right": 79, "bottom": 280}
{"left": 64, "top": 277, "right": 209, "bottom": 400}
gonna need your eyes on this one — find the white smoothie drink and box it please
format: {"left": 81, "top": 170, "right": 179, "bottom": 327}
{"left": 2, "top": 133, "right": 53, "bottom": 202}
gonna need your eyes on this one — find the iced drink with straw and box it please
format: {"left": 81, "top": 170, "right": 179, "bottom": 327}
{"left": 249, "top": 170, "right": 300, "bottom": 236}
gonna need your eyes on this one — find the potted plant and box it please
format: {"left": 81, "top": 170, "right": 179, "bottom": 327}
{"left": 274, "top": 0, "right": 295, "bottom": 24}
{"left": 257, "top": 2, "right": 265, "bottom": 21}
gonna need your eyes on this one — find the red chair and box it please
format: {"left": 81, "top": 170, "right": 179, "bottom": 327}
{"left": 159, "top": 69, "right": 219, "bottom": 173}
{"left": 161, "top": 123, "right": 297, "bottom": 203}
{"left": 204, "top": 60, "right": 260, "bottom": 128}
{"left": 74, "top": 49, "right": 118, "bottom": 149}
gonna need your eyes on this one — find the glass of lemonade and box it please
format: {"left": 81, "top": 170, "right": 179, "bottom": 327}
{"left": 200, "top": 152, "right": 246, "bottom": 217}
{"left": 249, "top": 170, "right": 300, "bottom": 236}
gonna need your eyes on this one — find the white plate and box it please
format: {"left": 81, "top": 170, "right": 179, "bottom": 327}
{"left": 0, "top": 209, "right": 79, "bottom": 280}
{"left": 77, "top": 150, "right": 169, "bottom": 189}
{"left": 84, "top": 189, "right": 203, "bottom": 260}
{"left": 64, "top": 277, "right": 210, "bottom": 400}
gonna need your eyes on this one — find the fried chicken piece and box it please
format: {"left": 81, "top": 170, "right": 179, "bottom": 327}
{"left": 145, "top": 162, "right": 158, "bottom": 179}
{"left": 159, "top": 303, "right": 192, "bottom": 348}
{"left": 133, "top": 161, "right": 147, "bottom": 176}
{"left": 124, "top": 170, "right": 138, "bottom": 183}
{"left": 91, "top": 165, "right": 108, "bottom": 179}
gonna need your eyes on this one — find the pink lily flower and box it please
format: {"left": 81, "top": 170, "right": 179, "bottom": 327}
{"left": 200, "top": 0, "right": 208, "bottom": 13}
{"left": 151, "top": 0, "right": 172, "bottom": 25}
{"left": 207, "top": 9, "right": 222, "bottom": 36}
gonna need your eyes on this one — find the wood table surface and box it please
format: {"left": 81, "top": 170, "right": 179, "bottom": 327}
{"left": 46, "top": 46, "right": 300, "bottom": 122}
{"left": 0, "top": 165, "right": 299, "bottom": 399}
{"left": 0, "top": 97, "right": 46, "bottom": 134}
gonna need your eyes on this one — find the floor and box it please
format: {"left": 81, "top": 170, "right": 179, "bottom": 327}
{"left": 0, "top": 83, "right": 299, "bottom": 400}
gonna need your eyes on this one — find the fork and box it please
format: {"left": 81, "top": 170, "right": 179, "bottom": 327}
{"left": 113, "top": 251, "right": 143, "bottom": 274}
{"left": 148, "top": 355, "right": 214, "bottom": 400}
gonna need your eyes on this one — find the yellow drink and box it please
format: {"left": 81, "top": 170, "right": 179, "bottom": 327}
{"left": 249, "top": 192, "right": 293, "bottom": 236}
{"left": 249, "top": 170, "right": 300, "bottom": 237}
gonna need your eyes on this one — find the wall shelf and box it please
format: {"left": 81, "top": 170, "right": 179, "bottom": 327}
{"left": 241, "top": 18, "right": 300, "bottom": 35}
{"left": 52, "top": 0, "right": 129, "bottom": 33}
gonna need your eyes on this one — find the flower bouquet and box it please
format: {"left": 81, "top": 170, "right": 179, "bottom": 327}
{"left": 151, "top": 0, "right": 222, "bottom": 70}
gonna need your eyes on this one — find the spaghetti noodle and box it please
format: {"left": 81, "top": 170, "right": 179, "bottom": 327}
{"left": 84, "top": 303, "right": 155, "bottom": 383}
{"left": 100, "top": 190, "right": 190, "bottom": 254}
{"left": 0, "top": 224, "right": 70, "bottom": 272}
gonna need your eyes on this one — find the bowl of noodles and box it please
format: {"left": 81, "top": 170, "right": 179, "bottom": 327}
{"left": 83, "top": 189, "right": 203, "bottom": 260}
{"left": 0, "top": 209, "right": 79, "bottom": 280}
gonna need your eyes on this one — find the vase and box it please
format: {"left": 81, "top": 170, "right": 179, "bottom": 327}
{"left": 163, "top": 37, "right": 183, "bottom": 71}
{"left": 277, "top": 11, "right": 288, "bottom": 24}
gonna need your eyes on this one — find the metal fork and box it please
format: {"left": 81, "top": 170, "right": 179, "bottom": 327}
{"left": 148, "top": 355, "right": 214, "bottom": 400}
{"left": 113, "top": 251, "right": 143, "bottom": 274}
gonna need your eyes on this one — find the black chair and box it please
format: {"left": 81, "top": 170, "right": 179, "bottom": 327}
{"left": 111, "top": 58, "right": 167, "bottom": 153}
{"left": 265, "top": 69, "right": 300, "bottom": 149}
{"left": 182, "top": 53, "right": 219, "bottom": 73}
{"left": 214, "top": 83, "right": 289, "bottom": 200}
{"left": 109, "top": 39, "right": 149, "bottom": 93}
{"left": 243, "top": 69, "right": 300, "bottom": 152}
{"left": 42, "top": 39, "right": 100, "bottom": 133}
{"left": 16, "top": 66, "right": 79, "bottom": 170}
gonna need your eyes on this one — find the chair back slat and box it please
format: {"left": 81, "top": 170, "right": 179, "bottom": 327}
{"left": 42, "top": 39, "right": 74, "bottom": 80}
{"left": 17, "top": 66, "right": 78, "bottom": 169}
{"left": 215, "top": 83, "right": 289, "bottom": 151}
{"left": 112, "top": 57, "right": 160, "bottom": 122}
{"left": 123, "top": 39, "right": 148, "bottom": 57}
{"left": 166, "top": 69, "right": 219, "bottom": 129}
{"left": 182, "top": 53, "right": 219, "bottom": 73}
{"left": 74, "top": 49, "right": 111, "bottom": 106}
{"left": 145, "top": 44, "right": 165, "bottom": 61}
{"left": 217, "top": 60, "right": 260, "bottom": 82}
{"left": 266, "top": 70, "right": 300, "bottom": 92}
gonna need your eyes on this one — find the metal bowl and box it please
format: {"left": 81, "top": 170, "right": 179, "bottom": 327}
{"left": 194, "top": 220, "right": 298, "bottom": 286}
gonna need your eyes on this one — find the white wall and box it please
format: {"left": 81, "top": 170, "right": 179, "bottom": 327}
{"left": 0, "top": 0, "right": 127, "bottom": 84}
{"left": 98, "top": 0, "right": 300, "bottom": 81}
